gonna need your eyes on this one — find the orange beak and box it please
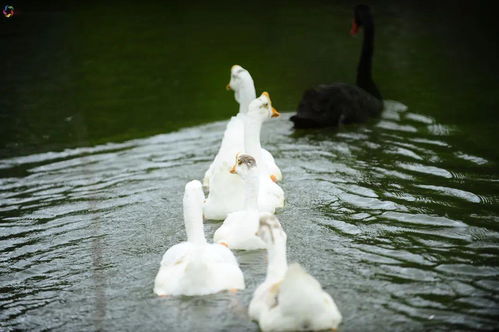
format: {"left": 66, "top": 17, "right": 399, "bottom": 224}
{"left": 219, "top": 241, "right": 229, "bottom": 248}
{"left": 270, "top": 174, "right": 278, "bottom": 182}
{"left": 271, "top": 107, "right": 280, "bottom": 118}
{"left": 262, "top": 92, "right": 279, "bottom": 118}
{"left": 230, "top": 153, "right": 239, "bottom": 174}
{"left": 226, "top": 83, "right": 232, "bottom": 91}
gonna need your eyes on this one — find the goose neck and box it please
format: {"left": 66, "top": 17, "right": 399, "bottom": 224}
{"left": 243, "top": 169, "right": 259, "bottom": 210}
{"left": 244, "top": 116, "right": 263, "bottom": 162}
{"left": 184, "top": 201, "right": 207, "bottom": 245}
{"left": 266, "top": 239, "right": 288, "bottom": 282}
{"left": 238, "top": 84, "right": 256, "bottom": 114}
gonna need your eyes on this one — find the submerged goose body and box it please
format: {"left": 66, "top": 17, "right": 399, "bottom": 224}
{"left": 203, "top": 65, "right": 282, "bottom": 190}
{"left": 249, "top": 214, "right": 342, "bottom": 331}
{"left": 291, "top": 4, "right": 382, "bottom": 129}
{"left": 204, "top": 92, "right": 284, "bottom": 220}
{"left": 153, "top": 180, "right": 245, "bottom": 296}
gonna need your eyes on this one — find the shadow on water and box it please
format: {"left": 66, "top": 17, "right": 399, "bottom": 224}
{"left": 1, "top": 0, "right": 499, "bottom": 331}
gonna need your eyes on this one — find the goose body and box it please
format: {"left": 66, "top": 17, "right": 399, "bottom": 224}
{"left": 291, "top": 4, "right": 383, "bottom": 129}
{"left": 213, "top": 154, "right": 266, "bottom": 250}
{"left": 214, "top": 210, "right": 266, "bottom": 250}
{"left": 203, "top": 65, "right": 282, "bottom": 190}
{"left": 153, "top": 180, "right": 245, "bottom": 296}
{"left": 204, "top": 92, "right": 284, "bottom": 220}
{"left": 249, "top": 214, "right": 342, "bottom": 331}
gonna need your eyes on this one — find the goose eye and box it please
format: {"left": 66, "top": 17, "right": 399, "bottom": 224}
{"left": 263, "top": 103, "right": 269, "bottom": 107}
{"left": 238, "top": 161, "right": 243, "bottom": 165}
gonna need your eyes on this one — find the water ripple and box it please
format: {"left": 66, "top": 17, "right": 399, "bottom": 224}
{"left": 0, "top": 112, "right": 498, "bottom": 331}
{"left": 396, "top": 161, "right": 453, "bottom": 178}
{"left": 415, "top": 184, "right": 481, "bottom": 203}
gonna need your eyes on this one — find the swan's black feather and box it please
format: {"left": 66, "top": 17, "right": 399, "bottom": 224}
{"left": 291, "top": 83, "right": 382, "bottom": 128}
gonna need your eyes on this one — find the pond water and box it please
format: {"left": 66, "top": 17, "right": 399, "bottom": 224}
{"left": 1, "top": 1, "right": 498, "bottom": 331}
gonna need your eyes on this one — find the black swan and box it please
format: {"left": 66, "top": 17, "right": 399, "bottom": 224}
{"left": 290, "top": 4, "right": 383, "bottom": 129}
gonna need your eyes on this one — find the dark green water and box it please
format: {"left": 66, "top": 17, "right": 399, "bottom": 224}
{"left": 1, "top": 1, "right": 498, "bottom": 331}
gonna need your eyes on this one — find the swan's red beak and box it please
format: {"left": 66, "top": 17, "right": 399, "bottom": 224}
{"left": 350, "top": 19, "right": 359, "bottom": 35}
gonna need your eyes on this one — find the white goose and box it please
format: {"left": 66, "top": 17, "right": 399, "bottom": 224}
{"left": 213, "top": 154, "right": 266, "bottom": 250}
{"left": 153, "top": 180, "right": 245, "bottom": 296}
{"left": 204, "top": 92, "right": 284, "bottom": 220}
{"left": 249, "top": 214, "right": 342, "bottom": 331}
{"left": 203, "top": 65, "right": 282, "bottom": 190}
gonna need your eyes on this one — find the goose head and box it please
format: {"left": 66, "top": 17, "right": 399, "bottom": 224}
{"left": 351, "top": 4, "right": 373, "bottom": 35}
{"left": 256, "top": 213, "right": 286, "bottom": 246}
{"left": 247, "top": 92, "right": 280, "bottom": 121}
{"left": 226, "top": 65, "right": 255, "bottom": 104}
{"left": 229, "top": 153, "right": 257, "bottom": 179}
{"left": 184, "top": 180, "right": 204, "bottom": 210}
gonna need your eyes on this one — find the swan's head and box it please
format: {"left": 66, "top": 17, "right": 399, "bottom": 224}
{"left": 247, "top": 92, "right": 280, "bottom": 121}
{"left": 351, "top": 4, "right": 373, "bottom": 35}
{"left": 226, "top": 65, "right": 254, "bottom": 92}
{"left": 256, "top": 213, "right": 286, "bottom": 246}
{"left": 229, "top": 153, "right": 257, "bottom": 178}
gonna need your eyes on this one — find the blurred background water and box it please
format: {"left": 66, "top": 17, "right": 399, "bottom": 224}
{"left": 1, "top": 0, "right": 498, "bottom": 331}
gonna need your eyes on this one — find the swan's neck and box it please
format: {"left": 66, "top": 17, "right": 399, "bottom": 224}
{"left": 356, "top": 20, "right": 382, "bottom": 100}
{"left": 238, "top": 82, "right": 256, "bottom": 114}
{"left": 244, "top": 116, "right": 263, "bottom": 163}
{"left": 184, "top": 201, "right": 207, "bottom": 245}
{"left": 265, "top": 238, "right": 288, "bottom": 282}
{"left": 243, "top": 169, "right": 259, "bottom": 210}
